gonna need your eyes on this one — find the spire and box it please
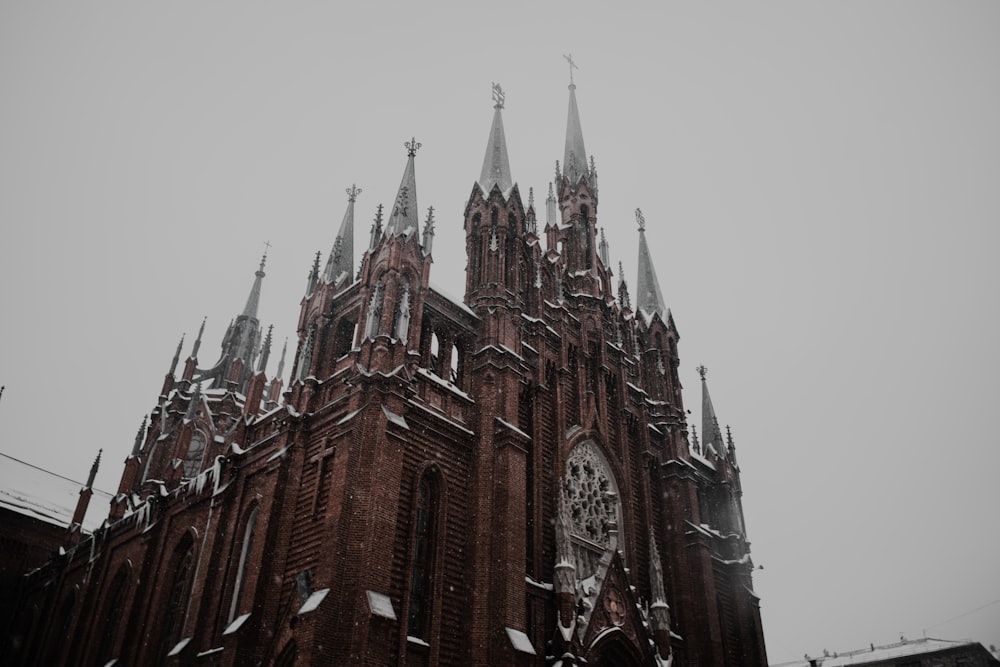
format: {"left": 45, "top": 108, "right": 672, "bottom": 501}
{"left": 305, "top": 251, "right": 320, "bottom": 297}
{"left": 276, "top": 338, "right": 288, "bottom": 380}
{"left": 697, "top": 366, "right": 725, "bottom": 455}
{"left": 478, "top": 83, "right": 512, "bottom": 195}
{"left": 324, "top": 185, "right": 360, "bottom": 284}
{"left": 168, "top": 334, "right": 184, "bottom": 376}
{"left": 635, "top": 208, "right": 667, "bottom": 317}
{"left": 562, "top": 54, "right": 589, "bottom": 185}
{"left": 258, "top": 325, "right": 273, "bottom": 373}
{"left": 86, "top": 449, "right": 102, "bottom": 489}
{"left": 599, "top": 227, "right": 610, "bottom": 266}
{"left": 131, "top": 416, "right": 147, "bottom": 457}
{"left": 545, "top": 182, "right": 557, "bottom": 227}
{"left": 243, "top": 250, "right": 267, "bottom": 319}
{"left": 386, "top": 139, "right": 421, "bottom": 237}
{"left": 369, "top": 204, "right": 384, "bottom": 251}
{"left": 617, "top": 261, "right": 632, "bottom": 311}
{"left": 422, "top": 206, "right": 435, "bottom": 256}
{"left": 191, "top": 317, "right": 206, "bottom": 359}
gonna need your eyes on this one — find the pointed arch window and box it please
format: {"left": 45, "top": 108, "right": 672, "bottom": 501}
{"left": 97, "top": 566, "right": 130, "bottom": 662}
{"left": 228, "top": 506, "right": 259, "bottom": 623}
{"left": 182, "top": 432, "right": 206, "bottom": 478}
{"left": 407, "top": 474, "right": 439, "bottom": 640}
{"left": 159, "top": 536, "right": 195, "bottom": 660}
{"left": 365, "top": 281, "right": 385, "bottom": 339}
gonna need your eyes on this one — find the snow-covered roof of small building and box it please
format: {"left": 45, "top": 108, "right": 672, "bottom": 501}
{"left": 0, "top": 452, "right": 112, "bottom": 532}
{"left": 772, "top": 637, "right": 996, "bottom": 667}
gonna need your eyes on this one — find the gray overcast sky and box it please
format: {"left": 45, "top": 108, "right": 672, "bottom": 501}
{"left": 1, "top": 2, "right": 997, "bottom": 662}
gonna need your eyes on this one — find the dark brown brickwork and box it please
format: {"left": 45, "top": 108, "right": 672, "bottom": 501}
{"left": 3, "top": 89, "right": 767, "bottom": 667}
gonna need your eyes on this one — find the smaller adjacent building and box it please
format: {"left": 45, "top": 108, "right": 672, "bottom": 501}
{"left": 773, "top": 637, "right": 1000, "bottom": 667}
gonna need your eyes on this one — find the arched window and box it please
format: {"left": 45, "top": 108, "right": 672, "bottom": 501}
{"left": 182, "top": 432, "right": 206, "bottom": 478}
{"left": 228, "top": 506, "right": 259, "bottom": 623}
{"left": 563, "top": 440, "right": 622, "bottom": 578}
{"left": 97, "top": 566, "right": 130, "bottom": 662}
{"left": 159, "top": 536, "right": 195, "bottom": 660}
{"left": 407, "top": 474, "right": 439, "bottom": 639}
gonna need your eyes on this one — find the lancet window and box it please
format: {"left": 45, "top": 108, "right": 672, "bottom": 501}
{"left": 229, "top": 506, "right": 259, "bottom": 623}
{"left": 407, "top": 473, "right": 439, "bottom": 640}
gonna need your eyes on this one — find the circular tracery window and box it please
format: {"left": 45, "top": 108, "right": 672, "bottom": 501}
{"left": 563, "top": 440, "right": 621, "bottom": 578}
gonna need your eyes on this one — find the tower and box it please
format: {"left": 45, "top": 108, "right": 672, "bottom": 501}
{"left": 7, "top": 74, "right": 767, "bottom": 667}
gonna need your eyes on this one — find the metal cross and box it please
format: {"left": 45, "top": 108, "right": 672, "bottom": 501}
{"left": 405, "top": 137, "right": 422, "bottom": 157}
{"left": 346, "top": 184, "right": 362, "bottom": 202}
{"left": 635, "top": 208, "right": 645, "bottom": 231}
{"left": 491, "top": 82, "right": 505, "bottom": 109}
{"left": 563, "top": 53, "right": 578, "bottom": 85}
{"left": 697, "top": 365, "right": 708, "bottom": 379}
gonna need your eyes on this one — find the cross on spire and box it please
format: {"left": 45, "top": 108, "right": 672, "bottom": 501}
{"left": 260, "top": 241, "right": 272, "bottom": 270}
{"left": 563, "top": 53, "right": 578, "bottom": 86}
{"left": 491, "top": 82, "right": 505, "bottom": 109}
{"left": 405, "top": 137, "right": 422, "bottom": 157}
{"left": 346, "top": 184, "right": 362, "bottom": 202}
{"left": 697, "top": 365, "right": 708, "bottom": 379}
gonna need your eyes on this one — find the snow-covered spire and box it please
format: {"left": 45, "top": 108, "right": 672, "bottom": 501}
{"left": 562, "top": 55, "right": 589, "bottom": 185}
{"left": 386, "top": 139, "right": 421, "bottom": 237}
{"left": 478, "top": 83, "right": 513, "bottom": 195}
{"left": 324, "top": 185, "right": 360, "bottom": 284}
{"left": 698, "top": 365, "right": 725, "bottom": 456}
{"left": 635, "top": 208, "right": 667, "bottom": 318}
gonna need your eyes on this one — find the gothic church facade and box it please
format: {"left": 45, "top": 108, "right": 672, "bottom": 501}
{"left": 7, "top": 80, "right": 767, "bottom": 666}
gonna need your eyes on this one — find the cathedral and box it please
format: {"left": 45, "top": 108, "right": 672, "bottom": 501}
{"left": 6, "top": 77, "right": 767, "bottom": 666}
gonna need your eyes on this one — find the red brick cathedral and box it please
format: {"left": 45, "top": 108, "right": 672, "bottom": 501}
{"left": 9, "top": 80, "right": 767, "bottom": 666}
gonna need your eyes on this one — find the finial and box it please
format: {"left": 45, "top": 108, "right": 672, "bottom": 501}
{"left": 425, "top": 206, "right": 435, "bottom": 229}
{"left": 312, "top": 251, "right": 321, "bottom": 272}
{"left": 726, "top": 425, "right": 733, "bottom": 445}
{"left": 636, "top": 208, "right": 646, "bottom": 231}
{"left": 697, "top": 365, "right": 707, "bottom": 379}
{"left": 528, "top": 187, "right": 534, "bottom": 208}
{"left": 191, "top": 316, "right": 207, "bottom": 358}
{"left": 405, "top": 137, "right": 422, "bottom": 157}
{"left": 563, "top": 53, "right": 578, "bottom": 87}
{"left": 590, "top": 155, "right": 597, "bottom": 174}
{"left": 260, "top": 241, "right": 271, "bottom": 272}
{"left": 491, "top": 82, "right": 505, "bottom": 109}
{"left": 346, "top": 184, "right": 362, "bottom": 202}
{"left": 548, "top": 182, "right": 555, "bottom": 199}
{"left": 86, "top": 449, "right": 102, "bottom": 488}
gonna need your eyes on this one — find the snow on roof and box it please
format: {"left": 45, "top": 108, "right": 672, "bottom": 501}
{"left": 0, "top": 452, "right": 112, "bottom": 532}
{"left": 818, "top": 637, "right": 983, "bottom": 666}
{"left": 428, "top": 281, "right": 477, "bottom": 318}
{"left": 223, "top": 613, "right": 251, "bottom": 635}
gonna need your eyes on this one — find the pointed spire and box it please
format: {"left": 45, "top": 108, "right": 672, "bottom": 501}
{"left": 186, "top": 382, "right": 202, "bottom": 421}
{"left": 478, "top": 83, "right": 513, "bottom": 195}
{"left": 635, "top": 208, "right": 667, "bottom": 317}
{"left": 243, "top": 251, "right": 267, "bottom": 318}
{"left": 691, "top": 423, "right": 700, "bottom": 454}
{"left": 386, "top": 139, "right": 421, "bottom": 237}
{"left": 305, "top": 251, "right": 320, "bottom": 297}
{"left": 258, "top": 325, "right": 273, "bottom": 372}
{"left": 422, "top": 206, "right": 435, "bottom": 256}
{"left": 545, "top": 182, "right": 557, "bottom": 227}
{"left": 698, "top": 366, "right": 725, "bottom": 455}
{"left": 324, "top": 185, "right": 360, "bottom": 284}
{"left": 131, "top": 416, "right": 147, "bottom": 457}
{"left": 369, "top": 204, "right": 384, "bottom": 251}
{"left": 599, "top": 227, "right": 610, "bottom": 266}
{"left": 168, "top": 334, "right": 185, "bottom": 376}
{"left": 191, "top": 317, "right": 206, "bottom": 359}
{"left": 85, "top": 449, "right": 102, "bottom": 489}
{"left": 562, "top": 55, "right": 589, "bottom": 185}
{"left": 618, "top": 261, "right": 632, "bottom": 311}
{"left": 276, "top": 338, "right": 288, "bottom": 380}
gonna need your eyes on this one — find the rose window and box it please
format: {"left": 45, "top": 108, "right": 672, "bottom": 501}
{"left": 563, "top": 440, "right": 621, "bottom": 578}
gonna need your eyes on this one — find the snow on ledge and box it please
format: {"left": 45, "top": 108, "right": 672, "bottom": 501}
{"left": 223, "top": 612, "right": 251, "bottom": 635}
{"left": 407, "top": 635, "right": 430, "bottom": 647}
{"left": 166, "top": 637, "right": 191, "bottom": 656}
{"left": 298, "top": 588, "right": 330, "bottom": 615}
{"left": 383, "top": 405, "right": 410, "bottom": 430}
{"left": 506, "top": 627, "right": 537, "bottom": 655}
{"left": 366, "top": 590, "right": 397, "bottom": 620}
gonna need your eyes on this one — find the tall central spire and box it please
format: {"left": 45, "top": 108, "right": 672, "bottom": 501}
{"left": 562, "top": 54, "right": 589, "bottom": 185}
{"left": 635, "top": 208, "right": 667, "bottom": 317}
{"left": 386, "top": 138, "right": 421, "bottom": 237}
{"left": 242, "top": 250, "right": 267, "bottom": 319}
{"left": 478, "top": 83, "right": 512, "bottom": 194}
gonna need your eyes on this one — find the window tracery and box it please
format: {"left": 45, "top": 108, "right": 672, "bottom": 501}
{"left": 563, "top": 440, "right": 621, "bottom": 578}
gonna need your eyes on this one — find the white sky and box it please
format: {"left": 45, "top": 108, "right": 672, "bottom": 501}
{"left": 1, "top": 2, "right": 997, "bottom": 662}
